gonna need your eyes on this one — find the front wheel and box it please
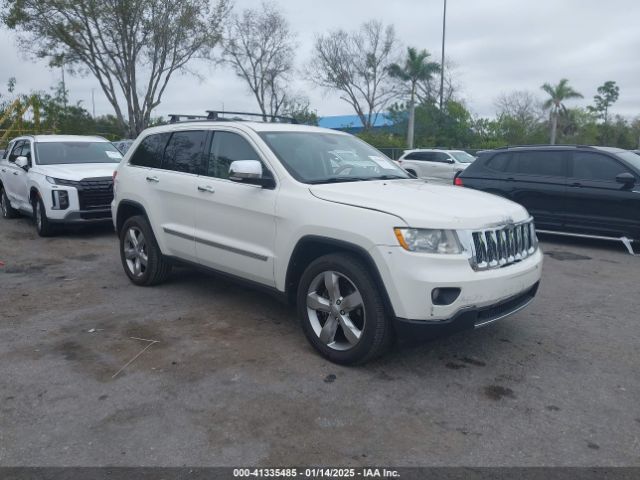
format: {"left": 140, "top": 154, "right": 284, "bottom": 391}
{"left": 33, "top": 196, "right": 56, "bottom": 237}
{"left": 1, "top": 187, "right": 19, "bottom": 219}
{"left": 297, "top": 253, "right": 392, "bottom": 365}
{"left": 119, "top": 215, "right": 172, "bottom": 286}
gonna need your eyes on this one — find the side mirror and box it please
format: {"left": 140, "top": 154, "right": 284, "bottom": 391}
{"left": 229, "top": 160, "right": 274, "bottom": 188}
{"left": 616, "top": 172, "right": 636, "bottom": 187}
{"left": 15, "top": 156, "right": 29, "bottom": 170}
{"left": 447, "top": 159, "right": 455, "bottom": 164}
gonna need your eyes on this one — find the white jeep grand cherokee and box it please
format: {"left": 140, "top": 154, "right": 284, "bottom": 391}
{"left": 0, "top": 135, "right": 122, "bottom": 236}
{"left": 112, "top": 117, "right": 542, "bottom": 364}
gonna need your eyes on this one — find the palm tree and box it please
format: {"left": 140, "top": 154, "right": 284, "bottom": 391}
{"left": 541, "top": 79, "right": 583, "bottom": 145}
{"left": 389, "top": 47, "right": 440, "bottom": 149}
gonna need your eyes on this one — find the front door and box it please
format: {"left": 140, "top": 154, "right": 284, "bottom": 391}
{"left": 564, "top": 151, "right": 640, "bottom": 238}
{"left": 194, "top": 129, "right": 277, "bottom": 287}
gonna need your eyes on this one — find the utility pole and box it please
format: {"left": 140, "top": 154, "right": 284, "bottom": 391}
{"left": 61, "top": 64, "right": 67, "bottom": 109}
{"left": 92, "top": 89, "right": 96, "bottom": 118}
{"left": 438, "top": 0, "right": 447, "bottom": 113}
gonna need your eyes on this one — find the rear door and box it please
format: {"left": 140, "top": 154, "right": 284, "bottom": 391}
{"left": 11, "top": 139, "right": 32, "bottom": 209}
{"left": 194, "top": 129, "right": 277, "bottom": 287}
{"left": 506, "top": 150, "right": 569, "bottom": 229}
{"left": 564, "top": 151, "right": 640, "bottom": 238}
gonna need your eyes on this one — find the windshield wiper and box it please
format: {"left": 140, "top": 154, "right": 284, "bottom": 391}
{"left": 310, "top": 177, "right": 371, "bottom": 184}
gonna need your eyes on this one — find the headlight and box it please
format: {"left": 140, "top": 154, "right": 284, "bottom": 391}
{"left": 46, "top": 176, "right": 56, "bottom": 184}
{"left": 394, "top": 228, "right": 463, "bottom": 254}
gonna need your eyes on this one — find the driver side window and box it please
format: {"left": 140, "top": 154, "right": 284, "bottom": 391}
{"left": 205, "top": 131, "right": 266, "bottom": 180}
{"left": 8, "top": 140, "right": 24, "bottom": 162}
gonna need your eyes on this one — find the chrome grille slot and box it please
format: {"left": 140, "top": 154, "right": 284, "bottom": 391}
{"left": 469, "top": 219, "right": 538, "bottom": 271}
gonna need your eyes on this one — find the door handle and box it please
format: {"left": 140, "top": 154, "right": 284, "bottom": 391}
{"left": 146, "top": 176, "right": 159, "bottom": 183}
{"left": 506, "top": 177, "right": 515, "bottom": 182}
{"left": 197, "top": 185, "right": 215, "bottom": 193}
{"left": 571, "top": 182, "right": 582, "bottom": 187}
{"left": 1, "top": 168, "right": 6, "bottom": 172}
{"left": 12, "top": 171, "right": 19, "bottom": 176}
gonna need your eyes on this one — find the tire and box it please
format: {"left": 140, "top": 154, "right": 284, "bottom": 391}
{"left": 33, "top": 196, "right": 56, "bottom": 237}
{"left": 297, "top": 252, "right": 392, "bottom": 365}
{"left": 119, "top": 215, "right": 171, "bottom": 286}
{"left": 1, "top": 187, "right": 19, "bottom": 219}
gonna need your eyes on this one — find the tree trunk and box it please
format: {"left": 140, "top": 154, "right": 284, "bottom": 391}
{"left": 407, "top": 85, "right": 415, "bottom": 149}
{"left": 550, "top": 112, "right": 557, "bottom": 145}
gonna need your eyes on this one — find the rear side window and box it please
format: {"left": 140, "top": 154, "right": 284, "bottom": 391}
{"left": 162, "top": 130, "right": 207, "bottom": 174}
{"left": 404, "top": 152, "right": 424, "bottom": 160}
{"left": 571, "top": 152, "right": 630, "bottom": 181}
{"left": 129, "top": 133, "right": 170, "bottom": 168}
{"left": 511, "top": 151, "right": 566, "bottom": 177}
{"left": 485, "top": 152, "right": 511, "bottom": 172}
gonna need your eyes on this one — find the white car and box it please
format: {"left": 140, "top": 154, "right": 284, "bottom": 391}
{"left": 0, "top": 135, "right": 122, "bottom": 236}
{"left": 112, "top": 117, "right": 542, "bottom": 364}
{"left": 397, "top": 149, "right": 476, "bottom": 182}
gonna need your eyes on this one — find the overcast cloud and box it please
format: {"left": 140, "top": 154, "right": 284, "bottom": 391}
{"left": 1, "top": 0, "right": 638, "bottom": 121}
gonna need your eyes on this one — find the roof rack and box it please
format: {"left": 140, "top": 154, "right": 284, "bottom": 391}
{"left": 168, "top": 110, "right": 298, "bottom": 124}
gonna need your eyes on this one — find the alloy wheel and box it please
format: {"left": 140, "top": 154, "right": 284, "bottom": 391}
{"left": 123, "top": 226, "right": 148, "bottom": 277}
{"left": 306, "top": 270, "right": 365, "bottom": 351}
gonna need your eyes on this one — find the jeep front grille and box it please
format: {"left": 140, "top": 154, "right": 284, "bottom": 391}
{"left": 470, "top": 219, "right": 537, "bottom": 271}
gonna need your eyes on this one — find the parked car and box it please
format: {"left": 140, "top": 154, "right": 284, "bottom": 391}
{"left": 113, "top": 139, "right": 135, "bottom": 155}
{"left": 0, "top": 135, "right": 122, "bottom": 236}
{"left": 112, "top": 114, "right": 542, "bottom": 365}
{"left": 631, "top": 149, "right": 640, "bottom": 156}
{"left": 456, "top": 145, "right": 640, "bottom": 253}
{"left": 396, "top": 149, "right": 476, "bottom": 181}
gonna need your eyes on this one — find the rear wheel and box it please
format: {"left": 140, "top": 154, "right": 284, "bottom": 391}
{"left": 297, "top": 253, "right": 392, "bottom": 365}
{"left": 1, "top": 187, "right": 19, "bottom": 219}
{"left": 119, "top": 215, "right": 171, "bottom": 286}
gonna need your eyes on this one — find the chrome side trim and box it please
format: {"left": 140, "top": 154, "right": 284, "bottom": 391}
{"left": 163, "top": 227, "right": 269, "bottom": 261}
{"left": 474, "top": 296, "right": 535, "bottom": 329}
{"left": 537, "top": 229, "right": 638, "bottom": 256}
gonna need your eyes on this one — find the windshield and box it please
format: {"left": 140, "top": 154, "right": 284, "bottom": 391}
{"left": 35, "top": 142, "right": 123, "bottom": 165}
{"left": 450, "top": 151, "right": 476, "bottom": 163}
{"left": 618, "top": 151, "right": 640, "bottom": 171}
{"left": 259, "top": 132, "right": 409, "bottom": 184}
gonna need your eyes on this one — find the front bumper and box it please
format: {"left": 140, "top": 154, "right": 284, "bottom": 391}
{"left": 393, "top": 282, "right": 539, "bottom": 341}
{"left": 369, "top": 245, "right": 543, "bottom": 321}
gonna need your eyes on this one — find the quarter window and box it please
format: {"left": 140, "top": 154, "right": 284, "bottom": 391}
{"left": 571, "top": 152, "right": 630, "bottom": 181}
{"left": 485, "top": 152, "right": 511, "bottom": 172}
{"left": 129, "top": 133, "right": 171, "bottom": 169}
{"left": 162, "top": 130, "right": 207, "bottom": 174}
{"left": 205, "top": 131, "right": 262, "bottom": 179}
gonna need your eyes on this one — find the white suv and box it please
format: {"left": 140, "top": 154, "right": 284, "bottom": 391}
{"left": 112, "top": 117, "right": 542, "bottom": 364}
{"left": 397, "top": 149, "right": 476, "bottom": 182}
{"left": 0, "top": 135, "right": 122, "bottom": 236}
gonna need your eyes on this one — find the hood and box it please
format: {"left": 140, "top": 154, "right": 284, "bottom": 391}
{"left": 309, "top": 179, "right": 529, "bottom": 229}
{"left": 34, "top": 163, "right": 119, "bottom": 181}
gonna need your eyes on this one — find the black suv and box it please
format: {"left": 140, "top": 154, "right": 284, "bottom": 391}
{"left": 456, "top": 145, "right": 640, "bottom": 247}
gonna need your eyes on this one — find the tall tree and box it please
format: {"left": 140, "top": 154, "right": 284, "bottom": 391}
{"left": 541, "top": 79, "right": 583, "bottom": 145}
{"left": 223, "top": 2, "right": 295, "bottom": 121}
{"left": 2, "top": 0, "right": 230, "bottom": 137}
{"left": 308, "top": 20, "right": 398, "bottom": 130}
{"left": 494, "top": 90, "right": 545, "bottom": 144}
{"left": 588, "top": 80, "right": 620, "bottom": 144}
{"left": 388, "top": 47, "right": 439, "bottom": 148}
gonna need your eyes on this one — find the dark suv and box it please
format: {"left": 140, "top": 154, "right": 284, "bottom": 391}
{"left": 456, "top": 145, "right": 640, "bottom": 251}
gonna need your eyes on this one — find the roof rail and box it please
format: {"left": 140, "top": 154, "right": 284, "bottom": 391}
{"left": 493, "top": 144, "right": 598, "bottom": 150}
{"left": 168, "top": 111, "right": 298, "bottom": 124}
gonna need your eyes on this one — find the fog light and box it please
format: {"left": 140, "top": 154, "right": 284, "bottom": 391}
{"left": 52, "top": 190, "right": 69, "bottom": 210}
{"left": 431, "top": 287, "right": 461, "bottom": 306}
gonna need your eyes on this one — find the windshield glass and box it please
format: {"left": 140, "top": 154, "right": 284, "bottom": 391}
{"left": 450, "top": 151, "right": 476, "bottom": 163}
{"left": 618, "top": 151, "right": 640, "bottom": 171}
{"left": 35, "top": 142, "right": 123, "bottom": 165}
{"left": 259, "top": 132, "right": 409, "bottom": 184}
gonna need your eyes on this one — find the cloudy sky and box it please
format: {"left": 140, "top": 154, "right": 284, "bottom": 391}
{"left": 1, "top": 0, "right": 638, "bottom": 121}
